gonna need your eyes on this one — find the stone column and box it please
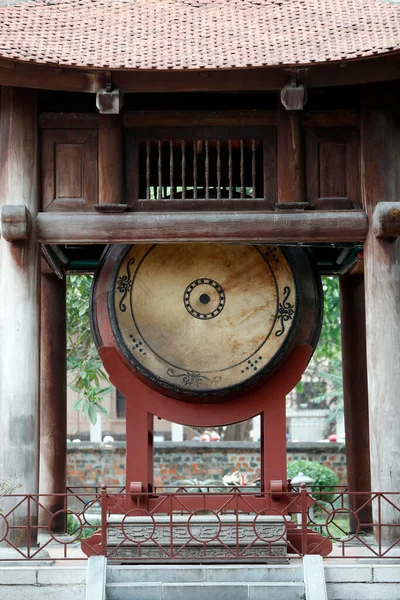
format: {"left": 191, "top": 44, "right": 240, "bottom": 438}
{"left": 361, "top": 83, "right": 400, "bottom": 543}
{"left": 39, "top": 274, "right": 67, "bottom": 532}
{"left": 340, "top": 274, "right": 371, "bottom": 531}
{"left": 0, "top": 87, "right": 40, "bottom": 546}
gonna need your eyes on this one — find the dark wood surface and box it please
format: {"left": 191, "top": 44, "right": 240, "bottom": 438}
{"left": 98, "top": 115, "right": 124, "bottom": 205}
{"left": 0, "top": 205, "right": 30, "bottom": 241}
{"left": 302, "top": 111, "right": 360, "bottom": 128}
{"left": 340, "top": 274, "right": 371, "bottom": 529}
{"left": 39, "top": 112, "right": 100, "bottom": 129}
{"left": 277, "top": 107, "right": 304, "bottom": 204}
{"left": 361, "top": 83, "right": 400, "bottom": 542}
{"left": 0, "top": 87, "right": 40, "bottom": 546}
{"left": 1, "top": 55, "right": 400, "bottom": 94}
{"left": 39, "top": 110, "right": 359, "bottom": 131}
{"left": 39, "top": 274, "right": 67, "bottom": 531}
{"left": 372, "top": 202, "right": 400, "bottom": 238}
{"left": 124, "top": 110, "right": 278, "bottom": 128}
{"left": 305, "top": 126, "right": 361, "bottom": 208}
{"left": 36, "top": 209, "right": 368, "bottom": 244}
{"left": 41, "top": 129, "right": 98, "bottom": 211}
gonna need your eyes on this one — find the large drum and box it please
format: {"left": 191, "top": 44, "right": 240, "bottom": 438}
{"left": 91, "top": 244, "right": 322, "bottom": 401}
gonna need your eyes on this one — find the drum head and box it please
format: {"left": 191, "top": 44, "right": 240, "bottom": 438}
{"left": 106, "top": 243, "right": 305, "bottom": 399}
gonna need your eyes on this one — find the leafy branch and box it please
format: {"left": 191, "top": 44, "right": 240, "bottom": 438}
{"left": 67, "top": 275, "right": 111, "bottom": 425}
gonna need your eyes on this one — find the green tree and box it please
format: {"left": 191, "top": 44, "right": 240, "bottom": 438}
{"left": 67, "top": 275, "right": 111, "bottom": 425}
{"left": 296, "top": 276, "right": 343, "bottom": 418}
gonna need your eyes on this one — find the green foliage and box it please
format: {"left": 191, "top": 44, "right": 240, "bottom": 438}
{"left": 296, "top": 277, "right": 343, "bottom": 420}
{"left": 287, "top": 459, "right": 339, "bottom": 503}
{"left": 67, "top": 275, "right": 111, "bottom": 425}
{"left": 315, "top": 276, "right": 341, "bottom": 364}
{"left": 67, "top": 513, "right": 100, "bottom": 540}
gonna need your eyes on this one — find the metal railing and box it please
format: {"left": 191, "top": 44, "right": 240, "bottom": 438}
{"left": 0, "top": 489, "right": 398, "bottom": 561}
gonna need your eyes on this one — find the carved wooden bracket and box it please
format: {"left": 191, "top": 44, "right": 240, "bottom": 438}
{"left": 0, "top": 205, "right": 31, "bottom": 241}
{"left": 372, "top": 202, "right": 400, "bottom": 239}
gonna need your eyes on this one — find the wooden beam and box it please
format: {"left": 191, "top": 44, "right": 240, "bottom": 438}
{"left": 114, "top": 68, "right": 289, "bottom": 93}
{"left": 36, "top": 210, "right": 368, "bottom": 244}
{"left": 277, "top": 106, "right": 305, "bottom": 204}
{"left": 0, "top": 61, "right": 100, "bottom": 92}
{"left": 301, "top": 55, "right": 400, "bottom": 89}
{"left": 39, "top": 112, "right": 100, "bottom": 129}
{"left": 0, "top": 54, "right": 399, "bottom": 95}
{"left": 98, "top": 115, "right": 124, "bottom": 206}
{"left": 302, "top": 111, "right": 360, "bottom": 128}
{"left": 123, "top": 110, "right": 278, "bottom": 128}
{"left": 372, "top": 201, "right": 400, "bottom": 238}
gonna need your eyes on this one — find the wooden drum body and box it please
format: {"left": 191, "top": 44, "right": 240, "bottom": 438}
{"left": 91, "top": 243, "right": 323, "bottom": 405}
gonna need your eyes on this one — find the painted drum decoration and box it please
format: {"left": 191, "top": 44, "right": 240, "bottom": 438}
{"left": 91, "top": 244, "right": 323, "bottom": 401}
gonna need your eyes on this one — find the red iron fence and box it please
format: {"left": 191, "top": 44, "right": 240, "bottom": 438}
{"left": 0, "top": 488, "right": 398, "bottom": 561}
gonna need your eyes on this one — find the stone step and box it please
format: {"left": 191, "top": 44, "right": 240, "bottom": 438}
{"left": 106, "top": 564, "right": 304, "bottom": 584}
{"left": 106, "top": 581, "right": 306, "bottom": 600}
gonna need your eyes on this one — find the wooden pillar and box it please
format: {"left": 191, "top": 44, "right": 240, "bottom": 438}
{"left": 361, "top": 83, "right": 400, "bottom": 543}
{"left": 126, "top": 405, "right": 154, "bottom": 494}
{"left": 39, "top": 274, "right": 67, "bottom": 532}
{"left": 260, "top": 398, "right": 287, "bottom": 493}
{"left": 340, "top": 274, "right": 372, "bottom": 531}
{"left": 98, "top": 115, "right": 124, "bottom": 206}
{"left": 0, "top": 87, "right": 40, "bottom": 546}
{"left": 277, "top": 106, "right": 305, "bottom": 205}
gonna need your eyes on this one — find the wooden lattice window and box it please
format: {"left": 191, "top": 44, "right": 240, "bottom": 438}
{"left": 125, "top": 119, "right": 277, "bottom": 209}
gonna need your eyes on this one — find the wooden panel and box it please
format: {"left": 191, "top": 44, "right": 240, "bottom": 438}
{"left": 319, "top": 141, "right": 346, "bottom": 197}
{"left": 305, "top": 127, "right": 361, "bottom": 208}
{"left": 41, "top": 129, "right": 98, "bottom": 211}
{"left": 55, "top": 144, "right": 83, "bottom": 198}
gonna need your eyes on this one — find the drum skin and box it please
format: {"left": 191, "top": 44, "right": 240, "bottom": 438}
{"left": 90, "top": 244, "right": 323, "bottom": 402}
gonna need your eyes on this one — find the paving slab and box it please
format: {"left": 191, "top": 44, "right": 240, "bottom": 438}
{"left": 327, "top": 582, "right": 400, "bottom": 600}
{"left": 373, "top": 565, "right": 400, "bottom": 582}
{"left": 1, "top": 584, "right": 85, "bottom": 600}
{"left": 249, "top": 582, "right": 305, "bottom": 600}
{"left": 107, "top": 564, "right": 204, "bottom": 583}
{"left": 37, "top": 566, "right": 87, "bottom": 585}
{"left": 325, "top": 565, "right": 373, "bottom": 582}
{"left": 203, "top": 565, "right": 303, "bottom": 582}
{"left": 0, "top": 567, "right": 37, "bottom": 585}
{"left": 162, "top": 582, "right": 249, "bottom": 600}
{"left": 107, "top": 582, "right": 162, "bottom": 600}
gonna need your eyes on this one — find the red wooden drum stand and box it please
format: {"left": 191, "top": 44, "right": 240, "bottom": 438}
{"left": 85, "top": 243, "right": 331, "bottom": 556}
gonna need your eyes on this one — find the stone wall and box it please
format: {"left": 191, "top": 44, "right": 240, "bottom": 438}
{"left": 67, "top": 441, "right": 347, "bottom": 488}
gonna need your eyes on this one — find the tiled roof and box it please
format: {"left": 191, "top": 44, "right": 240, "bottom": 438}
{"left": 0, "top": 0, "right": 399, "bottom": 70}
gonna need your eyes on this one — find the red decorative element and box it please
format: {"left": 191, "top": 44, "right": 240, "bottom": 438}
{"left": 130, "top": 482, "right": 143, "bottom": 494}
{"left": 270, "top": 480, "right": 284, "bottom": 499}
{"left": 98, "top": 344, "right": 311, "bottom": 497}
{"left": 287, "top": 528, "right": 333, "bottom": 557}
